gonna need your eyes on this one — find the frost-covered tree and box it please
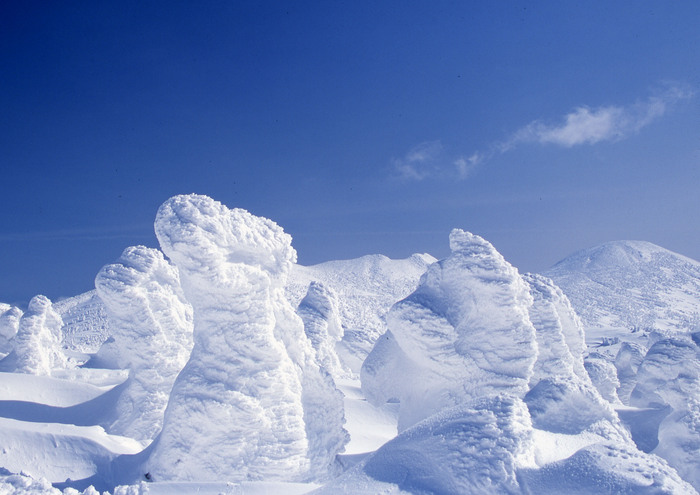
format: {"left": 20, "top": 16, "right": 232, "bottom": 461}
{"left": 12, "top": 295, "right": 66, "bottom": 375}
{"left": 523, "top": 274, "right": 618, "bottom": 434}
{"left": 363, "top": 229, "right": 537, "bottom": 431}
{"left": 297, "top": 281, "right": 346, "bottom": 379}
{"left": 147, "top": 194, "right": 346, "bottom": 482}
{"left": 0, "top": 303, "right": 22, "bottom": 356}
{"left": 94, "top": 245, "right": 193, "bottom": 444}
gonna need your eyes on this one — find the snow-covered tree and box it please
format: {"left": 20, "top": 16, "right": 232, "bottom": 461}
{"left": 363, "top": 229, "right": 537, "bottom": 431}
{"left": 146, "top": 194, "right": 346, "bottom": 482}
{"left": 94, "top": 245, "right": 193, "bottom": 444}
{"left": 12, "top": 295, "right": 66, "bottom": 375}
{"left": 0, "top": 303, "right": 22, "bottom": 356}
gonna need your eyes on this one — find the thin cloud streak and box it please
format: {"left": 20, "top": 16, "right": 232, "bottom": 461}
{"left": 476, "top": 83, "right": 694, "bottom": 166}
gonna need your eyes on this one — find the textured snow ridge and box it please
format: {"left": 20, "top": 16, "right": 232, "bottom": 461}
{"left": 0, "top": 302, "right": 22, "bottom": 356}
{"left": 6, "top": 295, "right": 67, "bottom": 375}
{"left": 363, "top": 229, "right": 537, "bottom": 431}
{"left": 523, "top": 274, "right": 617, "bottom": 434}
{"left": 94, "top": 245, "right": 194, "bottom": 444}
{"left": 147, "top": 194, "right": 346, "bottom": 482}
{"left": 545, "top": 240, "right": 700, "bottom": 333}
{"left": 630, "top": 335, "right": 700, "bottom": 490}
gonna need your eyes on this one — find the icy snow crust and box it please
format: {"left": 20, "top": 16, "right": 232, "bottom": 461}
{"left": 1, "top": 195, "right": 699, "bottom": 494}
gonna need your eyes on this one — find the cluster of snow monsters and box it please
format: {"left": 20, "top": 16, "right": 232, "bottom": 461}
{"left": 1, "top": 193, "right": 699, "bottom": 493}
{"left": 353, "top": 229, "right": 692, "bottom": 494}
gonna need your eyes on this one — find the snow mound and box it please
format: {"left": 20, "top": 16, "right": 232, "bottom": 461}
{"left": 94, "top": 245, "right": 194, "bottom": 444}
{"left": 288, "top": 252, "right": 435, "bottom": 374}
{"left": 0, "top": 417, "right": 141, "bottom": 484}
{"left": 363, "top": 229, "right": 537, "bottom": 431}
{"left": 2, "top": 295, "right": 67, "bottom": 375}
{"left": 147, "top": 194, "right": 346, "bottom": 483}
{"left": 519, "top": 440, "right": 696, "bottom": 494}
{"left": 317, "top": 395, "right": 534, "bottom": 495}
{"left": 545, "top": 240, "right": 700, "bottom": 334}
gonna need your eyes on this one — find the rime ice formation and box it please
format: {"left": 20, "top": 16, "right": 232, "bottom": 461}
{"left": 0, "top": 303, "right": 22, "bottom": 356}
{"left": 523, "top": 274, "right": 617, "bottom": 434}
{"left": 614, "top": 341, "right": 647, "bottom": 405}
{"left": 146, "top": 194, "right": 346, "bottom": 482}
{"left": 10, "top": 295, "right": 66, "bottom": 375}
{"left": 297, "top": 281, "right": 346, "bottom": 377}
{"left": 363, "top": 229, "right": 537, "bottom": 431}
{"left": 94, "top": 245, "right": 193, "bottom": 444}
{"left": 629, "top": 336, "right": 700, "bottom": 490}
{"left": 54, "top": 290, "right": 110, "bottom": 354}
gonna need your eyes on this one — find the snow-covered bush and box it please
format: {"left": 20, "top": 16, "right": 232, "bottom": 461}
{"left": 146, "top": 194, "right": 346, "bottom": 482}
{"left": 94, "top": 245, "right": 193, "bottom": 444}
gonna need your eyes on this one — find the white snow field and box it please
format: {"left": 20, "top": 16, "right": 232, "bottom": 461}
{"left": 0, "top": 195, "right": 699, "bottom": 494}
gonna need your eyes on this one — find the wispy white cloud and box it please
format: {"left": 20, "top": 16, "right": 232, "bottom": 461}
{"left": 392, "top": 83, "right": 693, "bottom": 181}
{"left": 392, "top": 140, "right": 443, "bottom": 180}
{"left": 495, "top": 83, "right": 693, "bottom": 157}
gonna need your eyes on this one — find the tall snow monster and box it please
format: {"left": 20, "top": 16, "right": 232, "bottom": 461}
{"left": 146, "top": 194, "right": 346, "bottom": 482}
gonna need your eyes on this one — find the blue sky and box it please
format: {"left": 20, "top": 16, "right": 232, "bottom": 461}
{"left": 1, "top": 1, "right": 699, "bottom": 305}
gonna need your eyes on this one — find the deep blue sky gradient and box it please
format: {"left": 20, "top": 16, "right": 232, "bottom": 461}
{"left": 2, "top": 1, "right": 699, "bottom": 305}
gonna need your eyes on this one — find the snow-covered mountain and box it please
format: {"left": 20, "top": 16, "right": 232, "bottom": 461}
{"left": 1, "top": 196, "right": 699, "bottom": 494}
{"left": 545, "top": 240, "right": 700, "bottom": 335}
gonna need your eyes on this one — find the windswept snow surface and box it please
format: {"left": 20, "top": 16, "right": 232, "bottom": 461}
{"left": 363, "top": 229, "right": 537, "bottom": 431}
{"left": 94, "top": 245, "right": 193, "bottom": 445}
{"left": 147, "top": 194, "right": 347, "bottom": 483}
